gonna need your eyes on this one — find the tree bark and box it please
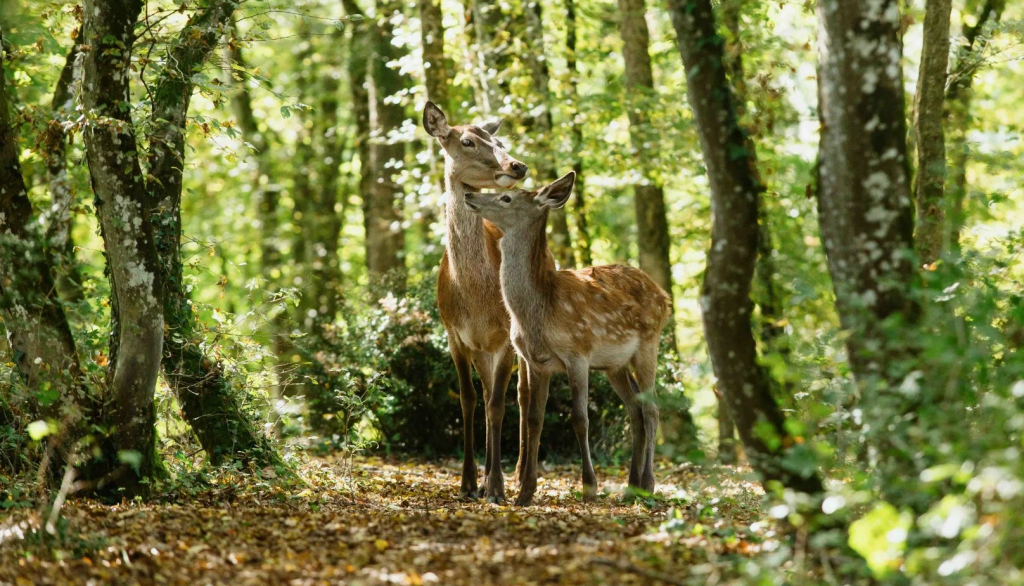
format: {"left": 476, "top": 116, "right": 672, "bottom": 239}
{"left": 0, "top": 31, "right": 86, "bottom": 430}
{"left": 616, "top": 0, "right": 676, "bottom": 332}
{"left": 912, "top": 0, "right": 952, "bottom": 264}
{"left": 815, "top": 0, "right": 917, "bottom": 386}
{"left": 146, "top": 0, "right": 278, "bottom": 468}
{"left": 366, "top": 0, "right": 408, "bottom": 284}
{"left": 80, "top": 0, "right": 163, "bottom": 498}
{"left": 523, "top": 0, "right": 574, "bottom": 268}
{"left": 43, "top": 43, "right": 85, "bottom": 302}
{"left": 564, "top": 0, "right": 593, "bottom": 267}
{"left": 667, "top": 0, "right": 822, "bottom": 493}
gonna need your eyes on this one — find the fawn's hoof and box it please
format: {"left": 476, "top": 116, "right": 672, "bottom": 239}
{"left": 459, "top": 485, "right": 479, "bottom": 500}
{"left": 582, "top": 486, "right": 598, "bottom": 503}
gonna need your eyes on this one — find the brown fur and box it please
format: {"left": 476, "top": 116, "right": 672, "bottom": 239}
{"left": 464, "top": 172, "right": 670, "bottom": 505}
{"left": 423, "top": 101, "right": 546, "bottom": 502}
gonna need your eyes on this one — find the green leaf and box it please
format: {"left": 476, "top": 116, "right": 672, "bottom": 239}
{"left": 848, "top": 502, "right": 912, "bottom": 578}
{"left": 27, "top": 420, "right": 54, "bottom": 441}
{"left": 118, "top": 450, "right": 143, "bottom": 473}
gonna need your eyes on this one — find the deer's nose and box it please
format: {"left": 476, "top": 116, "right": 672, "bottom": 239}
{"left": 511, "top": 161, "right": 528, "bottom": 179}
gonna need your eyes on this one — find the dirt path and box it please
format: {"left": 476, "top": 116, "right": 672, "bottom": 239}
{"left": 1, "top": 458, "right": 773, "bottom": 585}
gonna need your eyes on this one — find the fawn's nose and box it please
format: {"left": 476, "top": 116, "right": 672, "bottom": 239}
{"left": 511, "top": 161, "right": 528, "bottom": 179}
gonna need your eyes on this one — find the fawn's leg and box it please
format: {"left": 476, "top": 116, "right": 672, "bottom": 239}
{"left": 607, "top": 367, "right": 648, "bottom": 496}
{"left": 473, "top": 352, "right": 495, "bottom": 487}
{"left": 633, "top": 338, "right": 661, "bottom": 493}
{"left": 566, "top": 358, "right": 598, "bottom": 501}
{"left": 483, "top": 345, "right": 515, "bottom": 502}
{"left": 515, "top": 358, "right": 530, "bottom": 489}
{"left": 452, "top": 344, "right": 478, "bottom": 497}
{"left": 515, "top": 365, "right": 550, "bottom": 507}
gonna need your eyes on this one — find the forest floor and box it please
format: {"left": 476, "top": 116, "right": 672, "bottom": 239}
{"left": 0, "top": 456, "right": 780, "bottom": 586}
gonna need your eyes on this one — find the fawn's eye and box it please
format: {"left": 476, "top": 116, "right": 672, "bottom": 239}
{"left": 461, "top": 138, "right": 473, "bottom": 147}
{"left": 500, "top": 195, "right": 512, "bottom": 204}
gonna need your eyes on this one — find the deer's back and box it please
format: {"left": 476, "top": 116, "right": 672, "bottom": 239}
{"left": 529, "top": 264, "right": 671, "bottom": 369}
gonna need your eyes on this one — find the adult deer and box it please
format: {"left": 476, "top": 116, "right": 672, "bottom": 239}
{"left": 422, "top": 101, "right": 535, "bottom": 502}
{"left": 464, "top": 172, "right": 668, "bottom": 506}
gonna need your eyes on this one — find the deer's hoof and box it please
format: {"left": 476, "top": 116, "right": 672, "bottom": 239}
{"left": 513, "top": 492, "right": 535, "bottom": 507}
{"left": 459, "top": 486, "right": 479, "bottom": 500}
{"left": 582, "top": 486, "right": 598, "bottom": 503}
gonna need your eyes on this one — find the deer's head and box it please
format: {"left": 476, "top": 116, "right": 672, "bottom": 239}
{"left": 463, "top": 172, "right": 576, "bottom": 232}
{"left": 423, "top": 101, "right": 528, "bottom": 190}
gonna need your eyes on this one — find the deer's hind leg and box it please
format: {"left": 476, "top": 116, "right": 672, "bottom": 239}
{"left": 607, "top": 367, "right": 648, "bottom": 494}
{"left": 632, "top": 337, "right": 661, "bottom": 493}
{"left": 451, "top": 342, "right": 478, "bottom": 498}
{"left": 566, "top": 357, "right": 598, "bottom": 501}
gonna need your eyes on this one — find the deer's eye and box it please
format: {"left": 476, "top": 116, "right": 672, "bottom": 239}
{"left": 500, "top": 195, "right": 512, "bottom": 204}
{"left": 461, "top": 138, "right": 473, "bottom": 147}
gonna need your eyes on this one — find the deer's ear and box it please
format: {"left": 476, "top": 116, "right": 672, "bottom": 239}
{"left": 423, "top": 101, "right": 451, "bottom": 138}
{"left": 536, "top": 172, "right": 576, "bottom": 209}
{"left": 481, "top": 118, "right": 503, "bottom": 136}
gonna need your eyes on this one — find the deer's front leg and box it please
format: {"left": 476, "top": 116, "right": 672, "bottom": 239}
{"left": 566, "top": 357, "right": 598, "bottom": 501}
{"left": 514, "top": 365, "right": 550, "bottom": 507}
{"left": 483, "top": 346, "right": 515, "bottom": 503}
{"left": 452, "top": 346, "right": 478, "bottom": 498}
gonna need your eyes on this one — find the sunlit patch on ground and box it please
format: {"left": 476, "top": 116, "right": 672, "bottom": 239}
{"left": 0, "top": 457, "right": 775, "bottom": 585}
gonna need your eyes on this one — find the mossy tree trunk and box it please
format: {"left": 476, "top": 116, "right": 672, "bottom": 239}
{"left": 667, "top": 0, "right": 822, "bottom": 493}
{"left": 80, "top": 0, "right": 163, "bottom": 499}
{"left": 146, "top": 0, "right": 279, "bottom": 468}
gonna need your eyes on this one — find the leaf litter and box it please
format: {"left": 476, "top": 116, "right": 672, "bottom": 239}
{"left": 1, "top": 457, "right": 780, "bottom": 585}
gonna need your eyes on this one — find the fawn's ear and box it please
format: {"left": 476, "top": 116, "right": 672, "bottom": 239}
{"left": 536, "top": 172, "right": 576, "bottom": 209}
{"left": 423, "top": 101, "right": 451, "bottom": 138}
{"left": 480, "top": 118, "right": 503, "bottom": 136}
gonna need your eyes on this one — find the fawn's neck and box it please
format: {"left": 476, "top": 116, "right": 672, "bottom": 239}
{"left": 498, "top": 213, "right": 554, "bottom": 330}
{"left": 444, "top": 162, "right": 492, "bottom": 280}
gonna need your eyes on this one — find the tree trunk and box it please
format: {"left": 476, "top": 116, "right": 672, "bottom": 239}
{"left": 366, "top": 0, "right": 408, "bottom": 284}
{"left": 912, "top": 0, "right": 952, "bottom": 264}
{"left": 667, "top": 0, "right": 822, "bottom": 493}
{"left": 815, "top": 0, "right": 917, "bottom": 387}
{"left": 343, "top": 0, "right": 374, "bottom": 276}
{"left": 523, "top": 0, "right": 574, "bottom": 268}
{"left": 945, "top": 0, "right": 1005, "bottom": 252}
{"left": 565, "top": 0, "right": 592, "bottom": 267}
{"left": 0, "top": 31, "right": 86, "bottom": 431}
{"left": 616, "top": 0, "right": 676, "bottom": 337}
{"left": 419, "top": 0, "right": 449, "bottom": 111}
{"left": 80, "top": 0, "right": 163, "bottom": 499}
{"left": 419, "top": 0, "right": 449, "bottom": 196}
{"left": 43, "top": 43, "right": 85, "bottom": 302}
{"left": 146, "top": 0, "right": 278, "bottom": 468}
{"left": 309, "top": 31, "right": 345, "bottom": 321}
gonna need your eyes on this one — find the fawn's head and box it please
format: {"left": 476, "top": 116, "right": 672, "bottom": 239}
{"left": 423, "top": 101, "right": 528, "bottom": 190}
{"left": 464, "top": 172, "right": 576, "bottom": 232}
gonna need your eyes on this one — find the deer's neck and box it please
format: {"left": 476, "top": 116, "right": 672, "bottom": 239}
{"left": 444, "top": 167, "right": 493, "bottom": 280}
{"left": 498, "top": 214, "right": 554, "bottom": 332}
